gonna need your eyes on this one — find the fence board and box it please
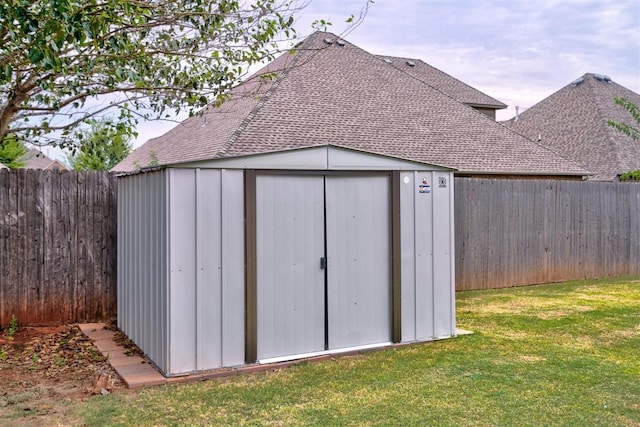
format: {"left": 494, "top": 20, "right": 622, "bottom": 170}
{"left": 0, "top": 169, "right": 117, "bottom": 326}
{"left": 2, "top": 171, "right": 639, "bottom": 324}
{"left": 455, "top": 178, "right": 640, "bottom": 290}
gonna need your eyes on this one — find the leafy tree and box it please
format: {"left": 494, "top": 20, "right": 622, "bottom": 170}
{"left": 0, "top": 0, "right": 304, "bottom": 149}
{"left": 66, "top": 118, "right": 133, "bottom": 171}
{"left": 608, "top": 97, "right": 640, "bottom": 181}
{"left": 608, "top": 97, "right": 639, "bottom": 140}
{"left": 0, "top": 135, "right": 27, "bottom": 168}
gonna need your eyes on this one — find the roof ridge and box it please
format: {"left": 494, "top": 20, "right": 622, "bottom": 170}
{"left": 590, "top": 77, "right": 632, "bottom": 172}
{"left": 495, "top": 115, "right": 592, "bottom": 175}
{"left": 379, "top": 55, "right": 506, "bottom": 109}
{"left": 216, "top": 34, "right": 330, "bottom": 157}
{"left": 371, "top": 56, "right": 502, "bottom": 121}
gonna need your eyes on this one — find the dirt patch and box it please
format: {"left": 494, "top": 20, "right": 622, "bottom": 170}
{"left": 0, "top": 323, "right": 124, "bottom": 425}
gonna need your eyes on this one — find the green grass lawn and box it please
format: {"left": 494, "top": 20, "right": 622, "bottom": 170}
{"left": 77, "top": 276, "right": 640, "bottom": 426}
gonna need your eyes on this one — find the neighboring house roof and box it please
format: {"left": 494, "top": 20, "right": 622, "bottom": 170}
{"left": 21, "top": 148, "right": 68, "bottom": 170}
{"left": 504, "top": 73, "right": 640, "bottom": 181}
{"left": 378, "top": 56, "right": 506, "bottom": 110}
{"left": 113, "top": 32, "right": 587, "bottom": 177}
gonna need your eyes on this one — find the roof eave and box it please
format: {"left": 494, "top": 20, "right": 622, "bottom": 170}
{"left": 464, "top": 102, "right": 507, "bottom": 110}
{"left": 455, "top": 170, "right": 591, "bottom": 178}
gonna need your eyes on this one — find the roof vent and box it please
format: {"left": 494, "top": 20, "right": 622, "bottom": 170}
{"left": 336, "top": 40, "right": 345, "bottom": 46}
{"left": 384, "top": 58, "right": 392, "bottom": 64}
{"left": 593, "top": 74, "right": 612, "bottom": 83}
{"left": 572, "top": 77, "right": 584, "bottom": 86}
{"left": 406, "top": 61, "right": 416, "bottom": 67}
{"left": 323, "top": 38, "right": 333, "bottom": 45}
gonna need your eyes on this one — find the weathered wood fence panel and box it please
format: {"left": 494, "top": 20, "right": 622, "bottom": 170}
{"left": 2, "top": 172, "right": 639, "bottom": 324}
{"left": 455, "top": 178, "right": 640, "bottom": 290}
{"left": 0, "top": 169, "right": 116, "bottom": 326}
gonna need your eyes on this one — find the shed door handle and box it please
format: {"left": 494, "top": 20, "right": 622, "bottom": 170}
{"left": 320, "top": 257, "right": 326, "bottom": 269}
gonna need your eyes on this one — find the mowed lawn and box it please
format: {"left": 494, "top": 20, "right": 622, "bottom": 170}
{"left": 74, "top": 276, "right": 639, "bottom": 426}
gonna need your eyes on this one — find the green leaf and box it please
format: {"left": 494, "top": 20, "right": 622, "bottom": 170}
{"left": 28, "top": 48, "right": 44, "bottom": 63}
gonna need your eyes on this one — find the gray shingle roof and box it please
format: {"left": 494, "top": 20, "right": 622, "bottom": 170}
{"left": 504, "top": 73, "right": 640, "bottom": 180}
{"left": 377, "top": 56, "right": 506, "bottom": 109}
{"left": 113, "top": 32, "right": 587, "bottom": 177}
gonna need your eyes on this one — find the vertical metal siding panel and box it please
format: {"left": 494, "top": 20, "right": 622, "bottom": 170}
{"left": 141, "top": 174, "right": 150, "bottom": 362}
{"left": 433, "top": 172, "right": 453, "bottom": 338}
{"left": 124, "top": 176, "right": 134, "bottom": 342}
{"left": 449, "top": 173, "right": 456, "bottom": 334}
{"left": 159, "top": 170, "right": 169, "bottom": 373}
{"left": 150, "top": 173, "right": 160, "bottom": 370}
{"left": 415, "top": 171, "right": 434, "bottom": 340}
{"left": 152, "top": 171, "right": 169, "bottom": 373}
{"left": 399, "top": 172, "right": 416, "bottom": 342}
{"left": 168, "top": 169, "right": 197, "bottom": 374}
{"left": 196, "top": 169, "right": 223, "bottom": 370}
{"left": 142, "top": 173, "right": 151, "bottom": 358}
{"left": 221, "top": 170, "right": 245, "bottom": 366}
{"left": 132, "top": 175, "right": 141, "bottom": 345}
{"left": 327, "top": 175, "right": 391, "bottom": 349}
{"left": 117, "top": 171, "right": 170, "bottom": 374}
{"left": 116, "top": 177, "right": 127, "bottom": 333}
{"left": 256, "top": 175, "right": 325, "bottom": 360}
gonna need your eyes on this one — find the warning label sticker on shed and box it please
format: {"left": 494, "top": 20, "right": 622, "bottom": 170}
{"left": 418, "top": 179, "right": 430, "bottom": 194}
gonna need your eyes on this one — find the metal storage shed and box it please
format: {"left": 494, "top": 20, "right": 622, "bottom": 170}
{"left": 118, "top": 145, "right": 456, "bottom": 376}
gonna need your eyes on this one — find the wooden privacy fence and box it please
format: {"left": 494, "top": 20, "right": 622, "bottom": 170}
{"left": 2, "top": 172, "right": 640, "bottom": 325}
{"left": 455, "top": 178, "right": 640, "bottom": 290}
{"left": 0, "top": 169, "right": 117, "bottom": 326}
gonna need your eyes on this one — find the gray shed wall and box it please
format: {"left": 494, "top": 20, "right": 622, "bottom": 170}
{"left": 399, "top": 171, "right": 456, "bottom": 342}
{"left": 118, "top": 159, "right": 455, "bottom": 376}
{"left": 118, "top": 170, "right": 169, "bottom": 372}
{"left": 118, "top": 169, "right": 245, "bottom": 375}
{"left": 166, "top": 169, "right": 245, "bottom": 374}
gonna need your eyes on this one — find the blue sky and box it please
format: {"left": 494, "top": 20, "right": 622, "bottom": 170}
{"left": 130, "top": 0, "right": 639, "bottom": 147}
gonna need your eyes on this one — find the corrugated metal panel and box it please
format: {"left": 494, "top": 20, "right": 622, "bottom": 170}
{"left": 117, "top": 170, "right": 169, "bottom": 373}
{"left": 415, "top": 172, "right": 435, "bottom": 340}
{"left": 432, "top": 172, "right": 455, "bottom": 338}
{"left": 399, "top": 171, "right": 455, "bottom": 343}
{"left": 326, "top": 175, "right": 391, "bottom": 349}
{"left": 168, "top": 169, "right": 198, "bottom": 373}
{"left": 195, "top": 169, "right": 223, "bottom": 370}
{"left": 119, "top": 168, "right": 245, "bottom": 376}
{"left": 221, "top": 170, "right": 245, "bottom": 366}
{"left": 119, "top": 165, "right": 454, "bottom": 374}
{"left": 256, "top": 174, "right": 325, "bottom": 360}
{"left": 193, "top": 169, "right": 247, "bottom": 370}
{"left": 399, "top": 172, "right": 417, "bottom": 342}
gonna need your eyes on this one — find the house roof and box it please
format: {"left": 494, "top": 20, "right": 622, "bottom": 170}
{"left": 377, "top": 56, "right": 506, "bottom": 109}
{"left": 21, "top": 148, "right": 68, "bottom": 170}
{"left": 504, "top": 73, "right": 640, "bottom": 181}
{"left": 113, "top": 32, "right": 587, "bottom": 177}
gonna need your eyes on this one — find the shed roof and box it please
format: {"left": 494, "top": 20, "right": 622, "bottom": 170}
{"left": 504, "top": 73, "right": 640, "bottom": 180}
{"left": 113, "top": 32, "right": 587, "bottom": 177}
